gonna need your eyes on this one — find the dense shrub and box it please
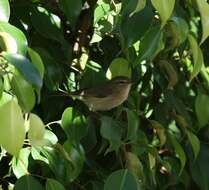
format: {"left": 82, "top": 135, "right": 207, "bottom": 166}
{"left": 1, "top": 0, "right": 209, "bottom": 189}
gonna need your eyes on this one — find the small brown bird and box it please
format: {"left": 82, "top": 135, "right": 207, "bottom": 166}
{"left": 69, "top": 76, "right": 132, "bottom": 111}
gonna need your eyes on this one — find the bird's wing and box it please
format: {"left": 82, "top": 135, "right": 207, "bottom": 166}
{"left": 84, "top": 84, "right": 113, "bottom": 98}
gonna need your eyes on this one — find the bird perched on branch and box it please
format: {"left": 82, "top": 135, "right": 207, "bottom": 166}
{"left": 67, "top": 76, "right": 132, "bottom": 111}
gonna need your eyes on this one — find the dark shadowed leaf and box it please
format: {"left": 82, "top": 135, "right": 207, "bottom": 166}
{"left": 195, "top": 92, "right": 209, "bottom": 128}
{"left": 121, "top": 0, "right": 153, "bottom": 47}
{"left": 46, "top": 178, "right": 65, "bottom": 190}
{"left": 11, "top": 74, "right": 35, "bottom": 112}
{"left": 187, "top": 130, "right": 200, "bottom": 161}
{"left": 14, "top": 175, "right": 44, "bottom": 190}
{"left": 31, "top": 8, "right": 64, "bottom": 42}
{"left": 136, "top": 26, "right": 164, "bottom": 64}
{"left": 126, "top": 109, "right": 139, "bottom": 141}
{"left": 169, "top": 133, "right": 186, "bottom": 175}
{"left": 100, "top": 116, "right": 123, "bottom": 152}
{"left": 59, "top": 0, "right": 82, "bottom": 30}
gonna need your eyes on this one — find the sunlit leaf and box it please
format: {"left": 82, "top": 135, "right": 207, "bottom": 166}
{"left": 104, "top": 169, "right": 138, "bottom": 190}
{"left": 0, "top": 32, "right": 17, "bottom": 53}
{"left": 12, "top": 148, "right": 30, "bottom": 178}
{"left": 196, "top": 0, "right": 209, "bottom": 44}
{"left": 28, "top": 114, "right": 46, "bottom": 146}
{"left": 0, "top": 100, "right": 25, "bottom": 156}
{"left": 188, "top": 34, "right": 204, "bottom": 81}
{"left": 106, "top": 58, "right": 132, "bottom": 79}
{"left": 0, "top": 0, "right": 10, "bottom": 22}
{"left": 61, "top": 107, "right": 87, "bottom": 143}
{"left": 151, "top": 0, "right": 175, "bottom": 27}
{"left": 0, "top": 22, "right": 27, "bottom": 54}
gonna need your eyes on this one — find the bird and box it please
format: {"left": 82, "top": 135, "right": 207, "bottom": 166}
{"left": 68, "top": 76, "right": 132, "bottom": 111}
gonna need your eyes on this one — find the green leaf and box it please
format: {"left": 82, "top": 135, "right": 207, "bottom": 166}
{"left": 0, "top": 0, "right": 10, "bottom": 22}
{"left": 104, "top": 169, "right": 138, "bottom": 190}
{"left": 106, "top": 58, "right": 132, "bottom": 79}
{"left": 126, "top": 152, "right": 144, "bottom": 180}
{"left": 196, "top": 0, "right": 209, "bottom": 44}
{"left": 27, "top": 48, "right": 45, "bottom": 103}
{"left": 169, "top": 134, "right": 186, "bottom": 175}
{"left": 11, "top": 74, "right": 35, "bottom": 112}
{"left": 195, "top": 92, "right": 209, "bottom": 128}
{"left": 94, "top": 2, "right": 110, "bottom": 24}
{"left": 188, "top": 34, "right": 204, "bottom": 81}
{"left": 34, "top": 48, "right": 62, "bottom": 90}
{"left": 27, "top": 48, "right": 44, "bottom": 79}
{"left": 59, "top": 0, "right": 82, "bottom": 30}
{"left": 0, "top": 100, "right": 25, "bottom": 156}
{"left": 42, "top": 143, "right": 85, "bottom": 183}
{"left": 0, "top": 31, "right": 18, "bottom": 53}
{"left": 61, "top": 107, "right": 87, "bottom": 143}
{"left": 136, "top": 26, "right": 164, "bottom": 63}
{"left": 151, "top": 0, "right": 175, "bottom": 27}
{"left": 31, "top": 147, "right": 48, "bottom": 163}
{"left": 63, "top": 141, "right": 85, "bottom": 181}
{"left": 187, "top": 130, "right": 200, "bottom": 161}
{"left": 126, "top": 109, "right": 139, "bottom": 141}
{"left": 0, "top": 92, "right": 13, "bottom": 107}
{"left": 46, "top": 179, "right": 65, "bottom": 190}
{"left": 190, "top": 144, "right": 209, "bottom": 190}
{"left": 166, "top": 17, "right": 189, "bottom": 48}
{"left": 100, "top": 116, "right": 123, "bottom": 153}
{"left": 14, "top": 175, "right": 44, "bottom": 190}
{"left": 28, "top": 114, "right": 46, "bottom": 146}
{"left": 2, "top": 52, "right": 43, "bottom": 88}
{"left": 12, "top": 148, "right": 30, "bottom": 178}
{"left": 43, "top": 130, "right": 58, "bottom": 146}
{"left": 0, "top": 77, "right": 3, "bottom": 99}
{"left": 31, "top": 8, "right": 64, "bottom": 42}
{"left": 150, "top": 120, "right": 166, "bottom": 147}
{"left": 0, "top": 22, "right": 28, "bottom": 54}
{"left": 121, "top": 0, "right": 153, "bottom": 47}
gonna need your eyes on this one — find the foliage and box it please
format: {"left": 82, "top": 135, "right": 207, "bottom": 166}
{"left": 1, "top": 0, "right": 209, "bottom": 189}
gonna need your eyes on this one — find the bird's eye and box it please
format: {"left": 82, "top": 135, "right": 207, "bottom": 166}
{"left": 118, "top": 80, "right": 126, "bottom": 84}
